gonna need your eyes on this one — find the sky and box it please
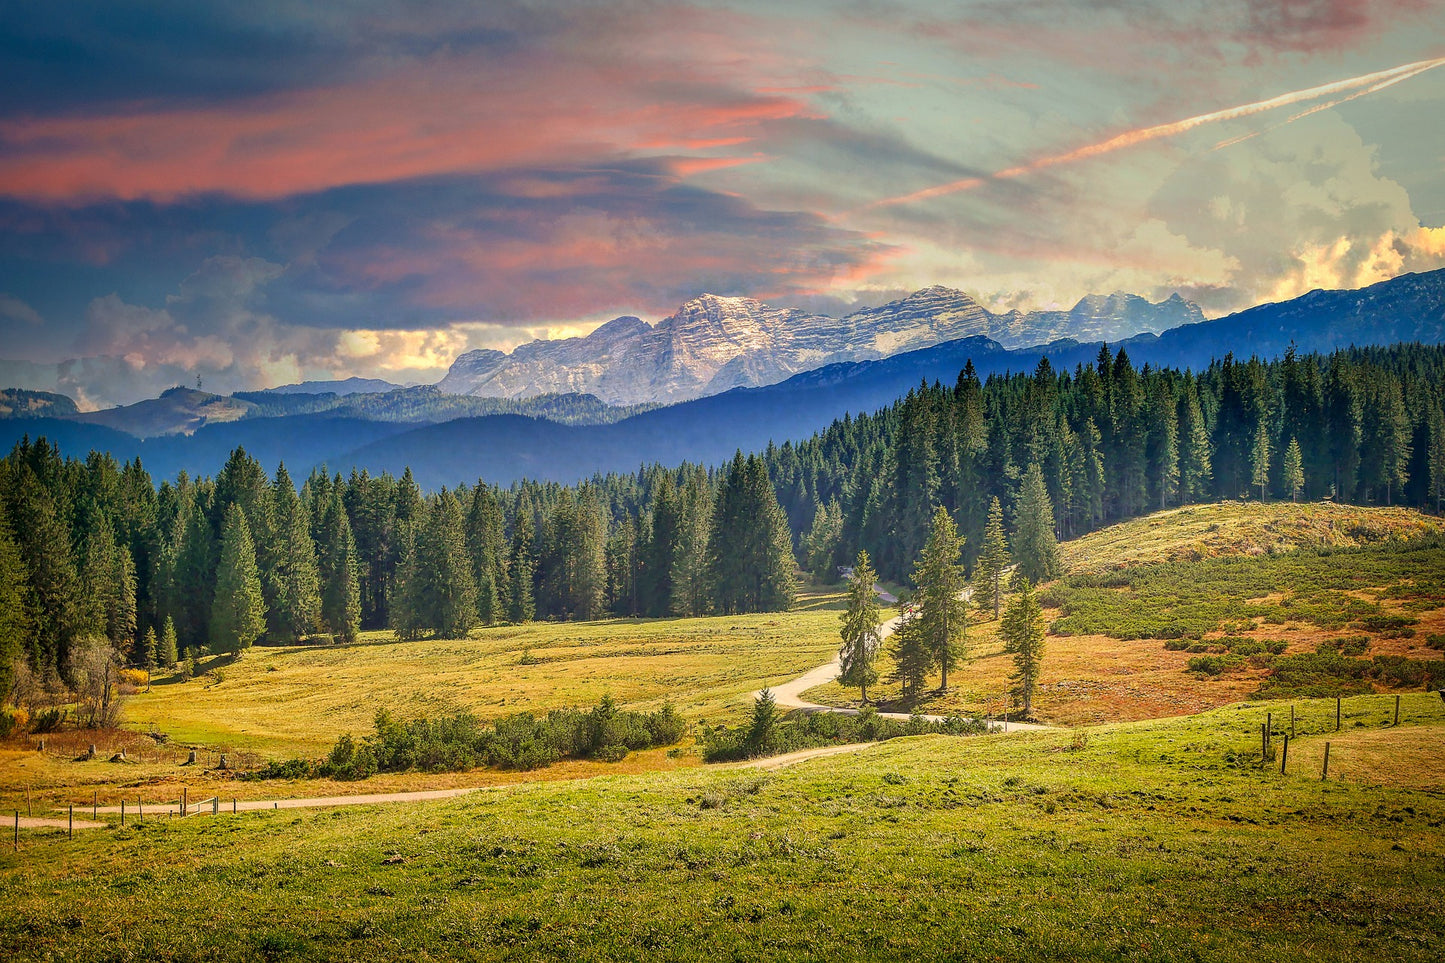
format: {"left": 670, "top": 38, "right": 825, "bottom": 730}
{"left": 1, "top": 0, "right": 1444, "bottom": 407}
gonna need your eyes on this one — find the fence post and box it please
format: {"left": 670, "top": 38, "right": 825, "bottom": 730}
{"left": 182, "top": 787, "right": 187, "bottom": 816}
{"left": 233, "top": 798, "right": 237, "bottom": 814}
{"left": 212, "top": 797, "right": 218, "bottom": 816}
{"left": 1280, "top": 734, "right": 1289, "bottom": 774}
{"left": 93, "top": 790, "right": 98, "bottom": 820}
{"left": 1322, "top": 742, "right": 1331, "bottom": 780}
{"left": 1394, "top": 695, "right": 1400, "bottom": 727}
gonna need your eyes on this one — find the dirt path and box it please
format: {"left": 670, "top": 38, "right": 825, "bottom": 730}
{"left": 90, "top": 786, "right": 481, "bottom": 818}
{"left": 737, "top": 742, "right": 879, "bottom": 770}
{"left": 11, "top": 816, "right": 107, "bottom": 831}
{"left": 763, "top": 589, "right": 1055, "bottom": 733}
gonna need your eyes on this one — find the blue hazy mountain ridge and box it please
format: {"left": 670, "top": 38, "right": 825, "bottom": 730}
{"left": 3, "top": 268, "right": 1443, "bottom": 487}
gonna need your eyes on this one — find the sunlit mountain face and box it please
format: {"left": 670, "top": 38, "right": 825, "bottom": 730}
{"left": 2, "top": 1, "right": 1444, "bottom": 408}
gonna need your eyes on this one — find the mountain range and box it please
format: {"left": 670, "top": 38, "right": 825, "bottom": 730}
{"left": 436, "top": 286, "right": 1204, "bottom": 405}
{"left": 3, "top": 268, "right": 1443, "bottom": 488}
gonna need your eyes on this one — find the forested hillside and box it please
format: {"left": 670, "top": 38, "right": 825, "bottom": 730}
{"left": 2, "top": 343, "right": 1443, "bottom": 704}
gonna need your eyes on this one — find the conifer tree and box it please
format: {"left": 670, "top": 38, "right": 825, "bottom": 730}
{"left": 669, "top": 470, "right": 713, "bottom": 616}
{"left": 464, "top": 486, "right": 507, "bottom": 625}
{"left": 1251, "top": 418, "right": 1272, "bottom": 501}
{"left": 708, "top": 453, "right": 796, "bottom": 614}
{"left": 1429, "top": 406, "right": 1445, "bottom": 513}
{"left": 137, "top": 626, "right": 158, "bottom": 674}
{"left": 802, "top": 501, "right": 842, "bottom": 581}
{"left": 418, "top": 490, "right": 477, "bottom": 638}
{"left": 158, "top": 616, "right": 178, "bottom": 668}
{"left": 507, "top": 509, "right": 536, "bottom": 624}
{"left": 0, "top": 506, "right": 31, "bottom": 704}
{"left": 887, "top": 603, "right": 932, "bottom": 706}
{"left": 1283, "top": 437, "right": 1305, "bottom": 503}
{"left": 1000, "top": 577, "right": 1045, "bottom": 718}
{"left": 1178, "top": 381, "right": 1212, "bottom": 502}
{"left": 838, "top": 550, "right": 882, "bottom": 703}
{"left": 973, "top": 496, "right": 1010, "bottom": 619}
{"left": 210, "top": 504, "right": 266, "bottom": 654}
{"left": 746, "top": 688, "right": 780, "bottom": 756}
{"left": 269, "top": 465, "right": 321, "bottom": 642}
{"left": 319, "top": 488, "right": 361, "bottom": 642}
{"left": 107, "top": 545, "right": 138, "bottom": 656}
{"left": 913, "top": 507, "right": 968, "bottom": 691}
{"left": 642, "top": 475, "right": 680, "bottom": 617}
{"left": 388, "top": 522, "right": 426, "bottom": 641}
{"left": 1012, "top": 463, "right": 1061, "bottom": 584}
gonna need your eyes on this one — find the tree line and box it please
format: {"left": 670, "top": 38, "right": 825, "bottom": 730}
{"left": 0, "top": 442, "right": 797, "bottom": 704}
{"left": 3, "top": 341, "right": 1443, "bottom": 709}
{"left": 774, "top": 343, "right": 1445, "bottom": 582}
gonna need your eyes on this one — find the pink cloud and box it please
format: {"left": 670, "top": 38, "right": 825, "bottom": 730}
{"left": 0, "top": 8, "right": 822, "bottom": 204}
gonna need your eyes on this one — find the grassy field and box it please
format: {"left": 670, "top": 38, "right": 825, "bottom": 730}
{"left": 3, "top": 693, "right": 1442, "bottom": 961}
{"left": 0, "top": 590, "right": 845, "bottom": 808}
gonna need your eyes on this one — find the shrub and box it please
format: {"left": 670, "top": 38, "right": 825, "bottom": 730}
{"left": 118, "top": 668, "right": 149, "bottom": 690}
{"left": 0, "top": 705, "right": 28, "bottom": 738}
{"left": 31, "top": 707, "right": 66, "bottom": 733}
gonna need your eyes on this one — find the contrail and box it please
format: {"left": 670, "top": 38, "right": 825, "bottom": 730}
{"left": 868, "top": 56, "right": 1445, "bottom": 209}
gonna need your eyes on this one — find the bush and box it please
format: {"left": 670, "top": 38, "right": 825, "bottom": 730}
{"left": 0, "top": 705, "right": 28, "bottom": 738}
{"left": 118, "top": 668, "right": 149, "bottom": 690}
{"left": 698, "top": 698, "right": 988, "bottom": 763}
{"left": 31, "top": 707, "right": 66, "bottom": 733}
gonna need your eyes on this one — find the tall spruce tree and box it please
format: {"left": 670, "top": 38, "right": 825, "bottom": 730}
{"left": 418, "top": 490, "right": 477, "bottom": 638}
{"left": 1000, "top": 577, "right": 1045, "bottom": 718}
{"left": 1429, "top": 406, "right": 1445, "bottom": 513}
{"left": 913, "top": 507, "right": 968, "bottom": 692}
{"left": 507, "top": 508, "right": 536, "bottom": 624}
{"left": 1283, "top": 437, "right": 1305, "bottom": 503}
{"left": 973, "top": 496, "right": 1010, "bottom": 620}
{"left": 137, "top": 625, "right": 158, "bottom": 675}
{"left": 838, "top": 550, "right": 882, "bottom": 703}
{"left": 210, "top": 504, "right": 266, "bottom": 654}
{"left": 1012, "top": 463, "right": 1061, "bottom": 584}
{"left": 0, "top": 506, "right": 31, "bottom": 704}
{"left": 464, "top": 485, "right": 507, "bottom": 625}
{"left": 319, "top": 487, "right": 361, "bottom": 642}
{"left": 158, "top": 615, "right": 178, "bottom": 668}
{"left": 888, "top": 603, "right": 932, "bottom": 706}
{"left": 669, "top": 470, "right": 713, "bottom": 616}
{"left": 708, "top": 453, "right": 796, "bottom": 614}
{"left": 1251, "top": 418, "right": 1272, "bottom": 502}
{"left": 269, "top": 465, "right": 321, "bottom": 642}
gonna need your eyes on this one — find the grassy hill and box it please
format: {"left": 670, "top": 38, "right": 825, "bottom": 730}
{"left": 3, "top": 693, "right": 1442, "bottom": 961}
{"left": 805, "top": 503, "right": 1445, "bottom": 726}
{"left": 1059, "top": 501, "right": 1445, "bottom": 574}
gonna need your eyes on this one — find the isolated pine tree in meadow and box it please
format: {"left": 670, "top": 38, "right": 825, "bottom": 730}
{"left": 838, "top": 550, "right": 882, "bottom": 703}
{"left": 1283, "top": 437, "right": 1306, "bottom": 503}
{"left": 1000, "top": 577, "right": 1045, "bottom": 718}
{"left": 1012, "top": 463, "right": 1061, "bottom": 584}
{"left": 973, "top": 496, "right": 1010, "bottom": 620}
{"left": 912, "top": 506, "right": 968, "bottom": 692}
{"left": 137, "top": 625, "right": 158, "bottom": 673}
{"left": 746, "top": 688, "right": 780, "bottom": 757}
{"left": 158, "top": 616, "right": 179, "bottom": 668}
{"left": 210, "top": 504, "right": 266, "bottom": 654}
